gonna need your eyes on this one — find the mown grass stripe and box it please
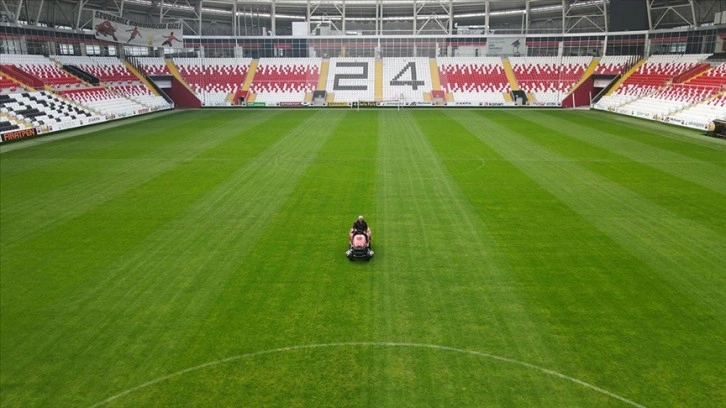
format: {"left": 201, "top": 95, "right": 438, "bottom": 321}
{"left": 0, "top": 110, "right": 284, "bottom": 249}
{"left": 374, "top": 110, "right": 574, "bottom": 404}
{"left": 458, "top": 109, "right": 725, "bottom": 311}
{"left": 527, "top": 110, "right": 726, "bottom": 194}
{"left": 494, "top": 110, "right": 726, "bottom": 236}
{"left": 412, "top": 109, "right": 604, "bottom": 403}
{"left": 180, "top": 111, "right": 382, "bottom": 366}
{"left": 0, "top": 110, "right": 341, "bottom": 407}
{"left": 447, "top": 109, "right": 725, "bottom": 405}
{"left": 0, "top": 110, "right": 290, "bottom": 309}
{"left": 0, "top": 110, "right": 182, "bottom": 155}
{"left": 580, "top": 110, "right": 726, "bottom": 157}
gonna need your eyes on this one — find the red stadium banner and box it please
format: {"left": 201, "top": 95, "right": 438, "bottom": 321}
{"left": 1, "top": 127, "right": 37, "bottom": 143}
{"left": 93, "top": 10, "right": 183, "bottom": 48}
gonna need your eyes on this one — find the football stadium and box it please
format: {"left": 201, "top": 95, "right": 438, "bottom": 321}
{"left": 1, "top": 1, "right": 725, "bottom": 407}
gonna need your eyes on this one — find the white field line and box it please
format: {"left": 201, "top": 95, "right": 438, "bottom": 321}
{"left": 90, "top": 342, "right": 646, "bottom": 408}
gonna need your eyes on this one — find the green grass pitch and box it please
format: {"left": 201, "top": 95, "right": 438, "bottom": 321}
{"left": 1, "top": 108, "right": 725, "bottom": 407}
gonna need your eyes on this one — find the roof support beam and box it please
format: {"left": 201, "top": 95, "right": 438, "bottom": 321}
{"left": 308, "top": 0, "right": 344, "bottom": 34}
{"left": 271, "top": 0, "right": 276, "bottom": 35}
{"left": 413, "top": 0, "right": 452, "bottom": 35}
{"left": 14, "top": 0, "right": 22, "bottom": 24}
{"left": 485, "top": 0, "right": 490, "bottom": 34}
{"left": 33, "top": 0, "right": 43, "bottom": 26}
{"left": 232, "top": 0, "right": 237, "bottom": 36}
{"left": 0, "top": 1, "right": 15, "bottom": 23}
{"left": 75, "top": 0, "right": 89, "bottom": 30}
{"left": 647, "top": 0, "right": 697, "bottom": 30}
{"left": 563, "top": 0, "right": 607, "bottom": 33}
{"left": 379, "top": 0, "right": 383, "bottom": 36}
{"left": 197, "top": 0, "right": 202, "bottom": 35}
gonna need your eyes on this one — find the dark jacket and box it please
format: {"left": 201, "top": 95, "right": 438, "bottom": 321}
{"left": 352, "top": 219, "right": 368, "bottom": 232}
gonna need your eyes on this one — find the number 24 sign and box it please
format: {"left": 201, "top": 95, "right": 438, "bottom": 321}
{"left": 331, "top": 60, "right": 429, "bottom": 91}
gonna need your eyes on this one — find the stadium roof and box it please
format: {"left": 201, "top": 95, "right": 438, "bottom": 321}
{"left": 48, "top": 0, "right": 605, "bottom": 22}
{"left": 5, "top": 1, "right": 719, "bottom": 35}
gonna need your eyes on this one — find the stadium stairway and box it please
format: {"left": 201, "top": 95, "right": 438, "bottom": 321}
{"left": 317, "top": 59, "right": 330, "bottom": 91}
{"left": 427, "top": 58, "right": 444, "bottom": 102}
{"left": 428, "top": 58, "right": 441, "bottom": 90}
{"left": 165, "top": 60, "right": 195, "bottom": 95}
{"left": 162, "top": 60, "right": 201, "bottom": 108}
{"left": 502, "top": 58, "right": 520, "bottom": 91}
{"left": 1, "top": 65, "right": 42, "bottom": 88}
{"left": 375, "top": 59, "right": 383, "bottom": 102}
{"left": 674, "top": 63, "right": 711, "bottom": 83}
{"left": 605, "top": 58, "right": 645, "bottom": 96}
{"left": 562, "top": 58, "right": 600, "bottom": 107}
{"left": 122, "top": 61, "right": 161, "bottom": 96}
{"left": 571, "top": 58, "right": 599, "bottom": 90}
{"left": 241, "top": 59, "right": 258, "bottom": 102}
{"left": 0, "top": 69, "right": 34, "bottom": 93}
{"left": 682, "top": 64, "right": 725, "bottom": 86}
{"left": 309, "top": 59, "right": 330, "bottom": 104}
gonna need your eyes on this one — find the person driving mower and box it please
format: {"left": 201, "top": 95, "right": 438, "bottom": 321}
{"left": 350, "top": 215, "right": 371, "bottom": 244}
{"left": 347, "top": 215, "right": 373, "bottom": 260}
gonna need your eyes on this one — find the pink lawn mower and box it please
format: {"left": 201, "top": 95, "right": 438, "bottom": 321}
{"left": 346, "top": 229, "right": 374, "bottom": 261}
